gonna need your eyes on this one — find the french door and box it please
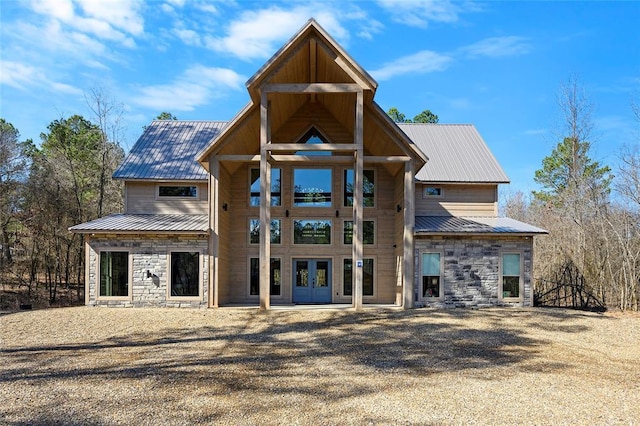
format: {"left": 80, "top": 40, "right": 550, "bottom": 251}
{"left": 292, "top": 259, "right": 332, "bottom": 303}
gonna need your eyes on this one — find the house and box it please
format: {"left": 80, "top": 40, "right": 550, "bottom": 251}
{"left": 70, "top": 19, "right": 546, "bottom": 309}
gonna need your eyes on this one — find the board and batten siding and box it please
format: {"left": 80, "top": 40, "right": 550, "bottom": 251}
{"left": 414, "top": 184, "right": 498, "bottom": 217}
{"left": 124, "top": 181, "right": 209, "bottom": 215}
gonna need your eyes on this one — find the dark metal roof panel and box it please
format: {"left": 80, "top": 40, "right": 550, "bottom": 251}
{"left": 398, "top": 124, "right": 510, "bottom": 183}
{"left": 415, "top": 216, "right": 547, "bottom": 235}
{"left": 69, "top": 214, "right": 209, "bottom": 234}
{"left": 113, "top": 120, "right": 227, "bottom": 180}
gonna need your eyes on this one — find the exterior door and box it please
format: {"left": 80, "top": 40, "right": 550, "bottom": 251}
{"left": 293, "top": 259, "right": 332, "bottom": 303}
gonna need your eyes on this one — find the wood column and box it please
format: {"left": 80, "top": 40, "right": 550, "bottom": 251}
{"left": 259, "top": 92, "right": 271, "bottom": 310}
{"left": 209, "top": 157, "right": 220, "bottom": 308}
{"left": 353, "top": 90, "right": 364, "bottom": 310}
{"left": 402, "top": 160, "right": 415, "bottom": 309}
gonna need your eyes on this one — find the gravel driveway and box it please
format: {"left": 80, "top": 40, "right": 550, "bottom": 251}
{"left": 1, "top": 306, "right": 639, "bottom": 425}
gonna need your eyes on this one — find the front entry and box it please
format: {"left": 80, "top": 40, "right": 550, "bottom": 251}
{"left": 292, "top": 259, "right": 332, "bottom": 303}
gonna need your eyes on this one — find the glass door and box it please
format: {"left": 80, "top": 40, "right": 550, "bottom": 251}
{"left": 292, "top": 259, "right": 332, "bottom": 303}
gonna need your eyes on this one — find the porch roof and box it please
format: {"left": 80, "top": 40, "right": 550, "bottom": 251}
{"left": 415, "top": 216, "right": 547, "bottom": 236}
{"left": 69, "top": 214, "right": 209, "bottom": 234}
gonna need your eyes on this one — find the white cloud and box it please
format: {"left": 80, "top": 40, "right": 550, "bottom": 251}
{"left": 205, "top": 6, "right": 351, "bottom": 60}
{"left": 370, "top": 50, "right": 452, "bottom": 81}
{"left": 0, "top": 61, "right": 83, "bottom": 95}
{"left": 462, "top": 36, "right": 531, "bottom": 58}
{"left": 174, "top": 28, "right": 202, "bottom": 46}
{"left": 375, "top": 0, "right": 476, "bottom": 28}
{"left": 131, "top": 65, "right": 246, "bottom": 111}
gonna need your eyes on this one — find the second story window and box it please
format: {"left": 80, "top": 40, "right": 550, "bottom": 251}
{"left": 250, "top": 168, "right": 281, "bottom": 207}
{"left": 344, "top": 169, "right": 375, "bottom": 207}
{"left": 158, "top": 185, "right": 198, "bottom": 198}
{"left": 423, "top": 186, "right": 443, "bottom": 198}
{"left": 293, "top": 169, "right": 332, "bottom": 207}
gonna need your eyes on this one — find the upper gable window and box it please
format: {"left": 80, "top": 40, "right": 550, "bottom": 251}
{"left": 158, "top": 185, "right": 198, "bottom": 198}
{"left": 296, "top": 128, "right": 331, "bottom": 156}
{"left": 423, "top": 186, "right": 443, "bottom": 198}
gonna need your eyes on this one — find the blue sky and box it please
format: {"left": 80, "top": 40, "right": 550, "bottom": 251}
{"left": 1, "top": 0, "right": 639, "bottom": 195}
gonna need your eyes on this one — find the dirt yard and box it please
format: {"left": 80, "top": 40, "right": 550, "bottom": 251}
{"left": 1, "top": 306, "right": 638, "bottom": 425}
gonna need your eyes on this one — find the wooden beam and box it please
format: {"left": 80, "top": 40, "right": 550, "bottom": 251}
{"left": 363, "top": 156, "right": 411, "bottom": 163}
{"left": 352, "top": 90, "right": 364, "bottom": 311}
{"left": 402, "top": 160, "right": 415, "bottom": 309}
{"left": 265, "top": 143, "right": 358, "bottom": 152}
{"left": 270, "top": 155, "right": 354, "bottom": 163}
{"left": 209, "top": 157, "right": 220, "bottom": 308}
{"left": 259, "top": 93, "right": 271, "bottom": 310}
{"left": 263, "top": 83, "right": 362, "bottom": 93}
{"left": 315, "top": 40, "right": 372, "bottom": 90}
{"left": 216, "top": 155, "right": 261, "bottom": 162}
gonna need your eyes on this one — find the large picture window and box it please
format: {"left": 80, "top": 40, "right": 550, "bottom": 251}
{"left": 344, "top": 169, "right": 375, "bottom": 207}
{"left": 501, "top": 253, "right": 522, "bottom": 299}
{"left": 422, "top": 252, "right": 442, "bottom": 298}
{"left": 343, "top": 220, "right": 375, "bottom": 245}
{"left": 294, "top": 169, "right": 332, "bottom": 207}
{"left": 99, "top": 251, "right": 129, "bottom": 297}
{"left": 250, "top": 168, "right": 281, "bottom": 206}
{"left": 343, "top": 258, "right": 374, "bottom": 296}
{"left": 293, "top": 220, "right": 331, "bottom": 244}
{"left": 249, "top": 219, "right": 282, "bottom": 244}
{"left": 170, "top": 252, "right": 199, "bottom": 297}
{"left": 249, "top": 258, "right": 282, "bottom": 296}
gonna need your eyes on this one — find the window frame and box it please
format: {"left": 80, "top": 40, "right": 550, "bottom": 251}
{"left": 156, "top": 184, "right": 199, "bottom": 200}
{"left": 293, "top": 219, "right": 332, "bottom": 245}
{"left": 420, "top": 251, "right": 444, "bottom": 301}
{"left": 249, "top": 218, "right": 282, "bottom": 245}
{"left": 293, "top": 168, "right": 333, "bottom": 208}
{"left": 343, "top": 168, "right": 376, "bottom": 208}
{"left": 249, "top": 167, "right": 282, "bottom": 207}
{"left": 499, "top": 252, "right": 524, "bottom": 301}
{"left": 96, "top": 249, "right": 133, "bottom": 301}
{"left": 423, "top": 186, "right": 443, "bottom": 198}
{"left": 248, "top": 257, "right": 283, "bottom": 298}
{"left": 342, "top": 219, "right": 376, "bottom": 246}
{"left": 341, "top": 256, "right": 376, "bottom": 298}
{"left": 166, "top": 250, "right": 203, "bottom": 301}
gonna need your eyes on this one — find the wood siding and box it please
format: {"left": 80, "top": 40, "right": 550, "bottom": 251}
{"left": 414, "top": 184, "right": 497, "bottom": 216}
{"left": 217, "top": 162, "right": 400, "bottom": 305}
{"left": 125, "top": 181, "right": 209, "bottom": 214}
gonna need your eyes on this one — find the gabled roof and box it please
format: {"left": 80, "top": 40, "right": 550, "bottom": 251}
{"left": 415, "top": 216, "right": 547, "bottom": 236}
{"left": 114, "top": 120, "right": 226, "bottom": 181}
{"left": 69, "top": 214, "right": 208, "bottom": 234}
{"left": 400, "top": 124, "right": 509, "bottom": 184}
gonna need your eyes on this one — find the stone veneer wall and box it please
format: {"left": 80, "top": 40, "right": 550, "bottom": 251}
{"left": 88, "top": 235, "right": 209, "bottom": 308}
{"left": 414, "top": 236, "right": 533, "bottom": 308}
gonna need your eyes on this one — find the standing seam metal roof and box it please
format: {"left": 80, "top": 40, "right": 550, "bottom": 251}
{"left": 399, "top": 123, "right": 510, "bottom": 183}
{"left": 68, "top": 214, "right": 209, "bottom": 234}
{"left": 113, "top": 120, "right": 227, "bottom": 180}
{"left": 415, "top": 216, "right": 547, "bottom": 235}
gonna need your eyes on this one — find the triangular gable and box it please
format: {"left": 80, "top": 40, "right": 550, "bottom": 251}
{"left": 197, "top": 18, "right": 427, "bottom": 174}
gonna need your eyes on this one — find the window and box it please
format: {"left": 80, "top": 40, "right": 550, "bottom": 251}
{"left": 421, "top": 252, "right": 442, "bottom": 298}
{"left": 250, "top": 258, "right": 282, "bottom": 296}
{"left": 295, "top": 128, "right": 331, "bottom": 156}
{"left": 294, "top": 169, "right": 332, "bottom": 207}
{"left": 158, "top": 185, "right": 197, "bottom": 198}
{"left": 501, "top": 253, "right": 522, "bottom": 299}
{"left": 170, "top": 252, "right": 199, "bottom": 297}
{"left": 343, "top": 220, "right": 375, "bottom": 245}
{"left": 343, "top": 258, "right": 374, "bottom": 296}
{"left": 249, "top": 219, "right": 282, "bottom": 244}
{"left": 423, "top": 186, "right": 442, "bottom": 198}
{"left": 293, "top": 220, "right": 331, "bottom": 244}
{"left": 344, "top": 169, "right": 375, "bottom": 207}
{"left": 99, "top": 251, "right": 129, "bottom": 297}
{"left": 250, "top": 168, "right": 281, "bottom": 206}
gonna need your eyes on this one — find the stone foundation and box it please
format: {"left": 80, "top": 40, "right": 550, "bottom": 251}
{"left": 87, "top": 234, "right": 209, "bottom": 308}
{"left": 414, "top": 236, "right": 533, "bottom": 308}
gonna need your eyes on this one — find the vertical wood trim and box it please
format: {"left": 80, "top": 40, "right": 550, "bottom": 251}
{"left": 210, "top": 157, "right": 220, "bottom": 308}
{"left": 84, "top": 236, "right": 91, "bottom": 305}
{"left": 310, "top": 38, "right": 317, "bottom": 103}
{"left": 403, "top": 160, "right": 415, "bottom": 309}
{"left": 259, "top": 92, "right": 271, "bottom": 310}
{"left": 353, "top": 90, "right": 364, "bottom": 310}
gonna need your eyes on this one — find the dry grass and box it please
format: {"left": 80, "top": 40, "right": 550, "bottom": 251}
{"left": 1, "top": 306, "right": 639, "bottom": 425}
